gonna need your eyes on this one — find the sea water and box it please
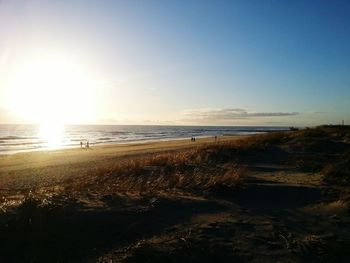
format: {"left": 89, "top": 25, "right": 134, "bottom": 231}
{"left": 0, "top": 124, "right": 288, "bottom": 154}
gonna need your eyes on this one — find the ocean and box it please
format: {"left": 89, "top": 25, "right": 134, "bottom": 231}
{"left": 0, "top": 124, "right": 289, "bottom": 154}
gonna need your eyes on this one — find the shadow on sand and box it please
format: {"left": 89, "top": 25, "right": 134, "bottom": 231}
{"left": 0, "top": 195, "right": 227, "bottom": 263}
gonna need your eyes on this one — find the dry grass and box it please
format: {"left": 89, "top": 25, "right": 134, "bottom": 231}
{"left": 54, "top": 133, "right": 298, "bottom": 197}
{"left": 75, "top": 132, "right": 293, "bottom": 194}
{"left": 322, "top": 151, "right": 350, "bottom": 185}
{"left": 64, "top": 144, "right": 248, "bottom": 195}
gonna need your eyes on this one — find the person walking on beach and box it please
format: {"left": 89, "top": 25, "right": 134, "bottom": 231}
{"left": 86, "top": 141, "right": 90, "bottom": 148}
{"left": 80, "top": 141, "right": 83, "bottom": 148}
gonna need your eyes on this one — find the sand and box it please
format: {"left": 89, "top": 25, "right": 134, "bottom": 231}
{"left": 0, "top": 136, "right": 242, "bottom": 170}
{"left": 0, "top": 135, "right": 243, "bottom": 189}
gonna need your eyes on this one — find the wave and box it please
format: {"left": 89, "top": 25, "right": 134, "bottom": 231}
{"left": 0, "top": 136, "right": 38, "bottom": 140}
{"left": 0, "top": 141, "right": 44, "bottom": 146}
{"left": 111, "top": 131, "right": 130, "bottom": 135}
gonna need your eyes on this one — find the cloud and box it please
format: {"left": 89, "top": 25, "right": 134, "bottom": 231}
{"left": 307, "top": 111, "right": 326, "bottom": 114}
{"left": 182, "top": 108, "right": 299, "bottom": 121}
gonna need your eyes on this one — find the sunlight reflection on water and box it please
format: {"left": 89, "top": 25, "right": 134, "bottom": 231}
{"left": 39, "top": 122, "right": 65, "bottom": 148}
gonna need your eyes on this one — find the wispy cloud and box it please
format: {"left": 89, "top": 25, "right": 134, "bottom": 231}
{"left": 307, "top": 111, "right": 327, "bottom": 114}
{"left": 182, "top": 108, "right": 299, "bottom": 121}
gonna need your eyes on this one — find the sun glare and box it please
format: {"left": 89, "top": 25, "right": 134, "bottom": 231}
{"left": 6, "top": 53, "right": 96, "bottom": 146}
{"left": 7, "top": 54, "right": 95, "bottom": 123}
{"left": 39, "top": 122, "right": 65, "bottom": 148}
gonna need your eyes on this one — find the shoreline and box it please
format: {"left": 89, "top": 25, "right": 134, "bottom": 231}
{"left": 0, "top": 125, "right": 291, "bottom": 155}
{"left": 0, "top": 134, "right": 224, "bottom": 156}
{"left": 0, "top": 135, "right": 245, "bottom": 180}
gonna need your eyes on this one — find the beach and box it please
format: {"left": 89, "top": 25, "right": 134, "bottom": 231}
{"left": 0, "top": 135, "right": 242, "bottom": 189}
{"left": 1, "top": 127, "right": 350, "bottom": 262}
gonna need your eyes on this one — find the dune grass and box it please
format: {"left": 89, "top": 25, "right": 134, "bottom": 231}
{"left": 64, "top": 131, "right": 297, "bottom": 195}
{"left": 63, "top": 144, "right": 248, "bottom": 196}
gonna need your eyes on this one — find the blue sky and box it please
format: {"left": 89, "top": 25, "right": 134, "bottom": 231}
{"left": 0, "top": 0, "right": 349, "bottom": 125}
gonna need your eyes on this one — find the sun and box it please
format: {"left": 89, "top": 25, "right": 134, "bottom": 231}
{"left": 6, "top": 53, "right": 96, "bottom": 146}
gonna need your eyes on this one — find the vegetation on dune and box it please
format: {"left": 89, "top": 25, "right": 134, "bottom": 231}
{"left": 61, "top": 129, "right": 300, "bottom": 196}
{"left": 322, "top": 151, "right": 350, "bottom": 185}
{"left": 64, "top": 145, "right": 247, "bottom": 196}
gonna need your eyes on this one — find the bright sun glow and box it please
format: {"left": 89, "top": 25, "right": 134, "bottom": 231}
{"left": 39, "top": 122, "right": 65, "bottom": 148}
{"left": 6, "top": 53, "right": 96, "bottom": 146}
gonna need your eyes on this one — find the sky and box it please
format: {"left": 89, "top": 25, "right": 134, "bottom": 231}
{"left": 0, "top": 0, "right": 349, "bottom": 126}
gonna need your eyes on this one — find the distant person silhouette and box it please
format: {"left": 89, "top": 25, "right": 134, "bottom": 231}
{"left": 86, "top": 141, "right": 90, "bottom": 148}
{"left": 80, "top": 141, "right": 83, "bottom": 148}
